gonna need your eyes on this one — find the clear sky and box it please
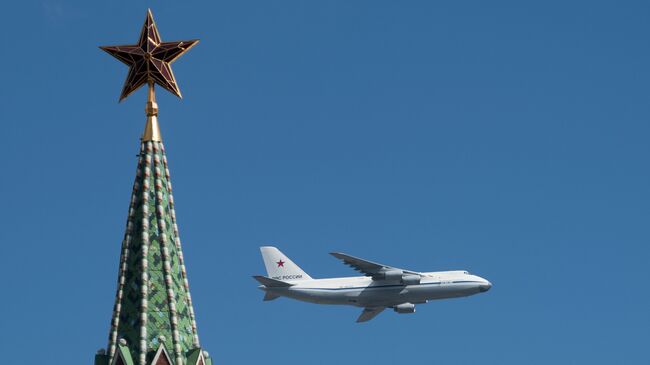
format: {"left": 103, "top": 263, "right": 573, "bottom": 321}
{"left": 0, "top": 1, "right": 648, "bottom": 364}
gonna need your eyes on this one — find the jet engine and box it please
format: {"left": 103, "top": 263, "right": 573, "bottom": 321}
{"left": 377, "top": 270, "right": 421, "bottom": 285}
{"left": 393, "top": 303, "right": 416, "bottom": 314}
{"left": 381, "top": 270, "right": 404, "bottom": 282}
{"left": 400, "top": 274, "right": 421, "bottom": 285}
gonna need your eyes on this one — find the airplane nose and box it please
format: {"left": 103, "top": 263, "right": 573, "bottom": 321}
{"left": 479, "top": 281, "right": 492, "bottom": 292}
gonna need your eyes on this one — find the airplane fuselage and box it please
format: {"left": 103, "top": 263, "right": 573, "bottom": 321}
{"left": 260, "top": 270, "right": 491, "bottom": 308}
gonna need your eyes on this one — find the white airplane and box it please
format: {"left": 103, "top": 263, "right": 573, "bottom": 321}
{"left": 254, "top": 246, "right": 492, "bottom": 322}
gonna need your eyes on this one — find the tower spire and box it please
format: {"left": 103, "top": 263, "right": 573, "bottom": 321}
{"left": 96, "top": 9, "right": 210, "bottom": 365}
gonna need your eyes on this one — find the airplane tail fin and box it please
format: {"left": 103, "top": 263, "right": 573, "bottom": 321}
{"left": 260, "top": 246, "right": 312, "bottom": 281}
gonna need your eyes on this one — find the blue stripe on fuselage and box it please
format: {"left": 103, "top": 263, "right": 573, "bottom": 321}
{"left": 293, "top": 280, "right": 483, "bottom": 291}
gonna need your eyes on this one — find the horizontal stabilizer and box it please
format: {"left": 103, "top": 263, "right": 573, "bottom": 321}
{"left": 253, "top": 275, "right": 294, "bottom": 287}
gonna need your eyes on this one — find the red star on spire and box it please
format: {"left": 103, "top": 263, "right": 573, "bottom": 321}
{"left": 100, "top": 9, "right": 199, "bottom": 101}
{"left": 276, "top": 260, "right": 285, "bottom": 268}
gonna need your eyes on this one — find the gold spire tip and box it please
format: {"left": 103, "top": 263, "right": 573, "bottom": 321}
{"left": 142, "top": 82, "right": 162, "bottom": 142}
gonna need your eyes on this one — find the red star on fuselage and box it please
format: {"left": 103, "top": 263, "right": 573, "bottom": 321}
{"left": 276, "top": 260, "right": 285, "bottom": 268}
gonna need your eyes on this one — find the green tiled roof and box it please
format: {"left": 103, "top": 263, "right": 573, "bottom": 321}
{"left": 101, "top": 136, "right": 208, "bottom": 365}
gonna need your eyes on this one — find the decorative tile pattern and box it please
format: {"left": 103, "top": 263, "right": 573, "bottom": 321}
{"left": 106, "top": 141, "right": 202, "bottom": 365}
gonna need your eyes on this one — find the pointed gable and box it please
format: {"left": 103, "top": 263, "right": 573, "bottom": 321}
{"left": 111, "top": 343, "right": 134, "bottom": 365}
{"left": 186, "top": 348, "right": 207, "bottom": 365}
{"left": 151, "top": 343, "right": 173, "bottom": 365}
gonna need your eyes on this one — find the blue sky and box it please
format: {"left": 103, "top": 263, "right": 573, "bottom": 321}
{"left": 1, "top": 1, "right": 649, "bottom": 364}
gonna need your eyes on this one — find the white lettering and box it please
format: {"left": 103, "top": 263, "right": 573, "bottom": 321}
{"left": 271, "top": 275, "right": 303, "bottom": 280}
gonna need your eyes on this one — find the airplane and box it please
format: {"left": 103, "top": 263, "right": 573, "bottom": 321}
{"left": 253, "top": 246, "right": 491, "bottom": 323}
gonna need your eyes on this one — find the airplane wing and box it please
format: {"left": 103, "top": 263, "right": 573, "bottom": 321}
{"left": 356, "top": 307, "right": 385, "bottom": 323}
{"left": 330, "top": 252, "right": 418, "bottom": 278}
